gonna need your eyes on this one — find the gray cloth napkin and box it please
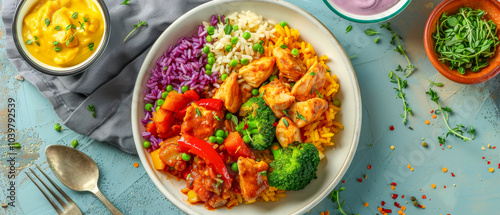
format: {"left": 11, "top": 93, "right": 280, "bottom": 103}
{"left": 2, "top": 0, "right": 209, "bottom": 154}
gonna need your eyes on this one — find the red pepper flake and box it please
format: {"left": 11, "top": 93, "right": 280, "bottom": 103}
{"left": 418, "top": 204, "right": 424, "bottom": 208}
{"left": 487, "top": 161, "right": 491, "bottom": 165}
{"left": 380, "top": 208, "right": 392, "bottom": 213}
{"left": 367, "top": 165, "right": 372, "bottom": 170}
{"left": 422, "top": 195, "right": 427, "bottom": 199}
{"left": 451, "top": 172, "right": 455, "bottom": 177}
{"left": 342, "top": 180, "right": 346, "bottom": 184}
{"left": 482, "top": 156, "right": 486, "bottom": 159}
{"left": 498, "top": 163, "right": 500, "bottom": 169}
{"left": 493, "top": 146, "right": 497, "bottom": 149}
{"left": 391, "top": 194, "right": 398, "bottom": 199}
{"left": 381, "top": 201, "right": 386, "bottom": 206}
{"left": 273, "top": 122, "right": 278, "bottom": 127}
{"left": 431, "top": 110, "right": 434, "bottom": 113}
{"left": 244, "top": 124, "right": 249, "bottom": 130}
{"left": 444, "top": 185, "right": 447, "bottom": 189}
{"left": 440, "top": 143, "right": 443, "bottom": 146}
{"left": 401, "top": 195, "right": 405, "bottom": 198}
{"left": 389, "top": 125, "right": 394, "bottom": 131}
{"left": 357, "top": 178, "right": 363, "bottom": 183}
{"left": 394, "top": 202, "right": 401, "bottom": 208}
{"left": 390, "top": 182, "right": 397, "bottom": 186}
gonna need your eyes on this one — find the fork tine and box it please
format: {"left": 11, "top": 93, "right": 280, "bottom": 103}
{"left": 34, "top": 164, "right": 76, "bottom": 205}
{"left": 25, "top": 172, "right": 63, "bottom": 215}
{"left": 29, "top": 168, "right": 68, "bottom": 208}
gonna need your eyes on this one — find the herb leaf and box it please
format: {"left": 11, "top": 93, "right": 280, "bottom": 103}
{"left": 121, "top": 0, "right": 130, "bottom": 5}
{"left": 196, "top": 108, "right": 201, "bottom": 117}
{"left": 26, "top": 40, "right": 33, "bottom": 45}
{"left": 345, "top": 25, "right": 352, "bottom": 33}
{"left": 54, "top": 25, "right": 61, "bottom": 31}
{"left": 124, "top": 20, "right": 148, "bottom": 42}
{"left": 71, "top": 12, "right": 78, "bottom": 19}
{"left": 364, "top": 29, "right": 380, "bottom": 36}
{"left": 89, "top": 43, "right": 94, "bottom": 51}
{"left": 224, "top": 19, "right": 233, "bottom": 35}
{"left": 296, "top": 111, "right": 307, "bottom": 122}
{"left": 389, "top": 71, "right": 412, "bottom": 124}
{"left": 374, "top": 37, "right": 379, "bottom": 43}
{"left": 309, "top": 72, "right": 316, "bottom": 76}
{"left": 279, "top": 44, "right": 288, "bottom": 49}
{"left": 45, "top": 18, "right": 50, "bottom": 27}
{"left": 283, "top": 118, "right": 289, "bottom": 127}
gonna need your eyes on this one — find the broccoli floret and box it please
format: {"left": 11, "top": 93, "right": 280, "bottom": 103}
{"left": 268, "top": 142, "right": 320, "bottom": 191}
{"left": 236, "top": 97, "right": 277, "bottom": 150}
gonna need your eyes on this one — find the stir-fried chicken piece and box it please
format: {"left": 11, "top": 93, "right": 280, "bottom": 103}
{"left": 239, "top": 82, "right": 253, "bottom": 104}
{"left": 181, "top": 103, "right": 223, "bottom": 140}
{"left": 291, "top": 61, "right": 327, "bottom": 101}
{"left": 259, "top": 79, "right": 295, "bottom": 118}
{"left": 238, "top": 57, "right": 276, "bottom": 88}
{"left": 276, "top": 117, "right": 302, "bottom": 148}
{"left": 288, "top": 98, "right": 329, "bottom": 128}
{"left": 273, "top": 47, "right": 306, "bottom": 82}
{"left": 213, "top": 72, "right": 241, "bottom": 113}
{"left": 158, "top": 136, "right": 186, "bottom": 171}
{"left": 237, "top": 157, "right": 269, "bottom": 202}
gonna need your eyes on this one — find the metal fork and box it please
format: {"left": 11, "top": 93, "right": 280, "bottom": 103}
{"left": 25, "top": 164, "right": 82, "bottom": 215}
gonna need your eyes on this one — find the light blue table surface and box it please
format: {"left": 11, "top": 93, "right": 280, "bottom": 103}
{"left": 1, "top": 0, "right": 499, "bottom": 214}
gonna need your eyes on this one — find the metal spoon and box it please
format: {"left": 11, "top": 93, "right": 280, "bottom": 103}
{"left": 45, "top": 145, "right": 124, "bottom": 215}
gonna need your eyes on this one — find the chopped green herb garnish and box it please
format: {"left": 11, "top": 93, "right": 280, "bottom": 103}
{"left": 389, "top": 71, "right": 412, "bottom": 124}
{"left": 345, "top": 25, "right": 352, "bottom": 33}
{"left": 374, "top": 37, "right": 379, "bottom": 43}
{"left": 88, "top": 43, "right": 94, "bottom": 51}
{"left": 88, "top": 105, "right": 96, "bottom": 118}
{"left": 12, "top": 143, "right": 21, "bottom": 148}
{"left": 196, "top": 108, "right": 201, "bottom": 117}
{"left": 224, "top": 19, "right": 233, "bottom": 35}
{"left": 26, "top": 40, "right": 33, "bottom": 45}
{"left": 121, "top": 0, "right": 130, "bottom": 5}
{"left": 280, "top": 44, "right": 288, "bottom": 49}
{"left": 53, "top": 41, "right": 59, "bottom": 46}
{"left": 215, "top": 116, "right": 221, "bottom": 121}
{"left": 282, "top": 109, "right": 290, "bottom": 118}
{"left": 45, "top": 18, "right": 50, "bottom": 27}
{"left": 296, "top": 111, "right": 307, "bottom": 122}
{"left": 315, "top": 89, "right": 323, "bottom": 98}
{"left": 54, "top": 47, "right": 62, "bottom": 52}
{"left": 309, "top": 72, "right": 316, "bottom": 76}
{"left": 54, "top": 25, "right": 61, "bottom": 31}
{"left": 330, "top": 186, "right": 350, "bottom": 215}
{"left": 283, "top": 118, "right": 289, "bottom": 127}
{"left": 124, "top": 20, "right": 148, "bottom": 42}
{"left": 71, "top": 12, "right": 78, "bottom": 19}
{"left": 364, "top": 29, "right": 379, "bottom": 36}
{"left": 163, "top": 66, "right": 168, "bottom": 71}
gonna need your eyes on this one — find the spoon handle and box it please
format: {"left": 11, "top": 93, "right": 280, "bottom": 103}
{"left": 94, "top": 190, "right": 124, "bottom": 215}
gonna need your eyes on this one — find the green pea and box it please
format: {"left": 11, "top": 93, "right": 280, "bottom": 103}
{"left": 216, "top": 136, "right": 224, "bottom": 144}
{"left": 181, "top": 85, "right": 189, "bottom": 93}
{"left": 241, "top": 58, "right": 249, "bottom": 65}
{"left": 207, "top": 26, "right": 215, "bottom": 35}
{"left": 155, "top": 106, "right": 160, "bottom": 112}
{"left": 233, "top": 25, "right": 238, "bottom": 31}
{"left": 229, "top": 59, "right": 238, "bottom": 67}
{"left": 221, "top": 74, "right": 229, "bottom": 81}
{"left": 208, "top": 52, "right": 214, "bottom": 58}
{"left": 206, "top": 70, "right": 213, "bottom": 75}
{"left": 205, "top": 64, "right": 213, "bottom": 71}
{"left": 243, "top": 32, "right": 251, "bottom": 40}
{"left": 251, "top": 89, "right": 259, "bottom": 96}
{"left": 143, "top": 141, "right": 151, "bottom": 148}
{"left": 156, "top": 99, "right": 164, "bottom": 106}
{"left": 333, "top": 99, "right": 341, "bottom": 107}
{"left": 252, "top": 43, "right": 261, "bottom": 51}
{"left": 243, "top": 135, "right": 251, "bottom": 143}
{"left": 225, "top": 44, "right": 232, "bottom": 52}
{"left": 203, "top": 46, "right": 210, "bottom": 54}
{"left": 269, "top": 75, "right": 277, "bottom": 82}
{"left": 181, "top": 153, "right": 191, "bottom": 161}
{"left": 166, "top": 85, "right": 173, "bottom": 92}
{"left": 231, "top": 37, "right": 238, "bottom": 45}
{"left": 209, "top": 136, "right": 217, "bottom": 143}
{"left": 206, "top": 35, "right": 213, "bottom": 42}
{"left": 161, "top": 91, "right": 169, "bottom": 99}
{"left": 215, "top": 130, "right": 225, "bottom": 137}
{"left": 145, "top": 103, "right": 153, "bottom": 111}
{"left": 280, "top": 21, "right": 287, "bottom": 27}
{"left": 225, "top": 113, "right": 232, "bottom": 120}
{"left": 258, "top": 46, "right": 264, "bottom": 54}
{"left": 231, "top": 162, "right": 238, "bottom": 172}
{"left": 291, "top": 48, "right": 299, "bottom": 56}
{"left": 207, "top": 57, "right": 215, "bottom": 65}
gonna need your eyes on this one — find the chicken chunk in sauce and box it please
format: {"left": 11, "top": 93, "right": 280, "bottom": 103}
{"left": 288, "top": 98, "right": 329, "bottom": 128}
{"left": 259, "top": 79, "right": 295, "bottom": 118}
{"left": 276, "top": 117, "right": 302, "bottom": 148}
{"left": 238, "top": 57, "right": 276, "bottom": 88}
{"left": 213, "top": 72, "right": 242, "bottom": 113}
{"left": 181, "top": 103, "right": 223, "bottom": 140}
{"left": 237, "top": 157, "right": 269, "bottom": 202}
{"left": 158, "top": 136, "right": 186, "bottom": 171}
{"left": 273, "top": 47, "right": 306, "bottom": 82}
{"left": 239, "top": 82, "right": 253, "bottom": 104}
{"left": 291, "top": 61, "right": 327, "bottom": 101}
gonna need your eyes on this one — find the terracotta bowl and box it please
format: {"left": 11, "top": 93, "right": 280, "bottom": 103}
{"left": 424, "top": 0, "right": 500, "bottom": 84}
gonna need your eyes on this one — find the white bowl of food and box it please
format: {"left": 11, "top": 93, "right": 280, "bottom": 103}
{"left": 323, "top": 0, "right": 411, "bottom": 23}
{"left": 131, "top": 0, "right": 362, "bottom": 214}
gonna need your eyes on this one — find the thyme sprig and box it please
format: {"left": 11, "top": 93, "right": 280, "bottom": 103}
{"left": 124, "top": 20, "right": 148, "bottom": 42}
{"left": 389, "top": 70, "right": 412, "bottom": 124}
{"left": 330, "top": 187, "right": 358, "bottom": 215}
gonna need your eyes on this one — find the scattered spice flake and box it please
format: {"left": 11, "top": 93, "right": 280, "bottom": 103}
{"left": 451, "top": 172, "right": 455, "bottom": 177}
{"left": 391, "top": 194, "right": 398, "bottom": 199}
{"left": 342, "top": 180, "right": 346, "bottom": 184}
{"left": 391, "top": 185, "right": 396, "bottom": 190}
{"left": 482, "top": 146, "right": 486, "bottom": 150}
{"left": 394, "top": 202, "right": 401, "bottom": 208}
{"left": 390, "top": 125, "right": 395, "bottom": 131}
{"left": 420, "top": 204, "right": 426, "bottom": 209}
{"left": 422, "top": 195, "right": 427, "bottom": 199}
{"left": 425, "top": 120, "right": 430, "bottom": 125}
{"left": 489, "top": 167, "right": 495, "bottom": 173}
{"left": 442, "top": 167, "right": 448, "bottom": 173}
{"left": 273, "top": 122, "right": 278, "bottom": 127}
{"left": 431, "top": 110, "right": 434, "bottom": 113}
{"left": 410, "top": 167, "right": 414, "bottom": 171}
{"left": 15, "top": 75, "right": 24, "bottom": 81}
{"left": 391, "top": 182, "right": 397, "bottom": 186}
{"left": 482, "top": 157, "right": 485, "bottom": 159}
{"left": 357, "top": 178, "right": 363, "bottom": 182}
{"left": 444, "top": 185, "right": 447, "bottom": 189}
{"left": 401, "top": 205, "right": 406, "bottom": 211}
{"left": 487, "top": 161, "right": 491, "bottom": 165}
{"left": 431, "top": 184, "right": 436, "bottom": 189}
{"left": 319, "top": 211, "right": 329, "bottom": 215}
{"left": 364, "top": 174, "right": 368, "bottom": 179}
{"left": 494, "top": 146, "right": 497, "bottom": 149}
{"left": 488, "top": 144, "right": 491, "bottom": 148}
{"left": 381, "top": 201, "right": 386, "bottom": 206}
{"left": 133, "top": 162, "right": 139, "bottom": 168}
{"left": 432, "top": 114, "right": 437, "bottom": 119}
{"left": 364, "top": 202, "right": 369, "bottom": 207}
{"left": 398, "top": 210, "right": 403, "bottom": 215}
{"left": 367, "top": 164, "right": 372, "bottom": 169}
{"left": 407, "top": 164, "right": 411, "bottom": 169}
{"left": 390, "top": 145, "right": 395, "bottom": 150}
{"left": 498, "top": 163, "right": 500, "bottom": 169}
{"left": 401, "top": 195, "right": 404, "bottom": 198}
{"left": 448, "top": 145, "right": 452, "bottom": 149}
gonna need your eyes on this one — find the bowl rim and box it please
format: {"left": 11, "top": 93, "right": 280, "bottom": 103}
{"left": 423, "top": 0, "right": 500, "bottom": 84}
{"left": 12, "top": 0, "right": 111, "bottom": 76}
{"left": 322, "top": 0, "right": 412, "bottom": 23}
{"left": 131, "top": 0, "right": 362, "bottom": 214}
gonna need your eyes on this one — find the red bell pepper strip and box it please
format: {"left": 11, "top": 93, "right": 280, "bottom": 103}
{"left": 195, "top": 99, "right": 225, "bottom": 112}
{"left": 177, "top": 135, "right": 232, "bottom": 185}
{"left": 183, "top": 90, "right": 200, "bottom": 101}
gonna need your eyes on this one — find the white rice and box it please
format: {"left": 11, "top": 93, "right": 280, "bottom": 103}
{"left": 202, "top": 11, "right": 277, "bottom": 76}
